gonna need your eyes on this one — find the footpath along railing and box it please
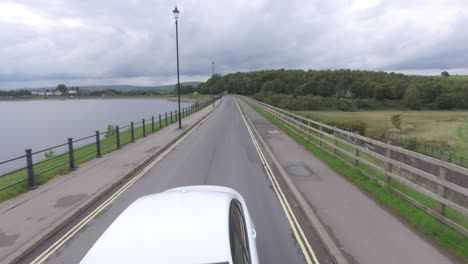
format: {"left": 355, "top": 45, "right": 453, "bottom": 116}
{"left": 0, "top": 97, "right": 220, "bottom": 201}
{"left": 243, "top": 97, "right": 468, "bottom": 237}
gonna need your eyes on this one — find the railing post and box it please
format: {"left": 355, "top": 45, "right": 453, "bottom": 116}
{"left": 131, "top": 122, "right": 135, "bottom": 143}
{"left": 116, "top": 126, "right": 121, "bottom": 149}
{"left": 165, "top": 112, "right": 168, "bottom": 126}
{"left": 437, "top": 156, "right": 448, "bottom": 215}
{"left": 333, "top": 128, "right": 337, "bottom": 156}
{"left": 175, "top": 110, "right": 178, "bottom": 121}
{"left": 384, "top": 142, "right": 392, "bottom": 183}
{"left": 159, "top": 114, "right": 162, "bottom": 129}
{"left": 354, "top": 132, "right": 360, "bottom": 168}
{"left": 68, "top": 138, "right": 76, "bottom": 171}
{"left": 142, "top": 119, "right": 146, "bottom": 137}
{"left": 151, "top": 116, "right": 155, "bottom": 133}
{"left": 319, "top": 126, "right": 323, "bottom": 147}
{"left": 25, "top": 149, "right": 36, "bottom": 189}
{"left": 171, "top": 111, "right": 173, "bottom": 123}
{"left": 95, "top": 131, "right": 102, "bottom": 158}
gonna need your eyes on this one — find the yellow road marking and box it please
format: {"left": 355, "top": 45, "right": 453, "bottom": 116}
{"left": 30, "top": 108, "right": 217, "bottom": 264}
{"left": 235, "top": 98, "right": 320, "bottom": 264}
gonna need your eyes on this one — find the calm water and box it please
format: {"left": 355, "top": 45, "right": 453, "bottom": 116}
{"left": 0, "top": 98, "right": 190, "bottom": 173}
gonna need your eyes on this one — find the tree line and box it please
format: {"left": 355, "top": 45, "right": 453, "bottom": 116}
{"left": 199, "top": 69, "right": 468, "bottom": 110}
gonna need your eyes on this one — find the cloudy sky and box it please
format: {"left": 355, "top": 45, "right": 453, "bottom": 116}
{"left": 1, "top": 0, "right": 467, "bottom": 89}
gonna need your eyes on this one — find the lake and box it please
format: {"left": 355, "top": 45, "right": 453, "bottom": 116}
{"left": 0, "top": 98, "right": 191, "bottom": 173}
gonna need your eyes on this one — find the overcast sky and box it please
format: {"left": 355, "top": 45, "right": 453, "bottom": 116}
{"left": 1, "top": 0, "right": 467, "bottom": 89}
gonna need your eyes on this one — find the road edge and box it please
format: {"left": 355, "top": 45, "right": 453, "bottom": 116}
{"left": 236, "top": 97, "right": 349, "bottom": 264}
{"left": 4, "top": 100, "right": 223, "bottom": 264}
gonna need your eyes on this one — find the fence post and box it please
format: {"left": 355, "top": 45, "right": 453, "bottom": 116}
{"left": 159, "top": 114, "right": 162, "bottom": 129}
{"left": 354, "top": 132, "right": 360, "bottom": 167}
{"left": 319, "top": 126, "right": 323, "bottom": 147}
{"left": 333, "top": 128, "right": 337, "bottom": 156}
{"left": 116, "top": 126, "right": 121, "bottom": 149}
{"left": 68, "top": 138, "right": 75, "bottom": 171}
{"left": 384, "top": 142, "right": 392, "bottom": 183}
{"left": 142, "top": 119, "right": 146, "bottom": 137}
{"left": 96, "top": 131, "right": 102, "bottom": 158}
{"left": 165, "top": 112, "right": 168, "bottom": 126}
{"left": 171, "top": 111, "right": 173, "bottom": 123}
{"left": 151, "top": 116, "right": 155, "bottom": 133}
{"left": 175, "top": 110, "right": 178, "bottom": 121}
{"left": 437, "top": 156, "right": 448, "bottom": 215}
{"left": 448, "top": 152, "right": 452, "bottom": 162}
{"left": 25, "top": 149, "right": 36, "bottom": 189}
{"left": 131, "top": 122, "right": 135, "bottom": 143}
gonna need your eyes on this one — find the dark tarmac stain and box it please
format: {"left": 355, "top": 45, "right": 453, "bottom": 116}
{"left": 54, "top": 194, "right": 87, "bottom": 208}
{"left": 0, "top": 231, "right": 20, "bottom": 247}
{"left": 38, "top": 217, "right": 46, "bottom": 222}
{"left": 285, "top": 163, "right": 321, "bottom": 180}
{"left": 145, "top": 145, "right": 160, "bottom": 153}
{"left": 25, "top": 217, "right": 33, "bottom": 221}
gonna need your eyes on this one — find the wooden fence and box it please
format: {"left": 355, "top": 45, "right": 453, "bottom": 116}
{"left": 244, "top": 97, "right": 468, "bottom": 237}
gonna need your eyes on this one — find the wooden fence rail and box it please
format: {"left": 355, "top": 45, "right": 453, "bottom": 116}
{"left": 243, "top": 97, "right": 468, "bottom": 237}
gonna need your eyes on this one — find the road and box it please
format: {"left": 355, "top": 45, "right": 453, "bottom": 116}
{"left": 22, "top": 96, "right": 332, "bottom": 264}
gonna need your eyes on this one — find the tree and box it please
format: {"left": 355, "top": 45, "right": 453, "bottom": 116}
{"left": 391, "top": 114, "right": 402, "bottom": 130}
{"left": 402, "top": 86, "right": 421, "bottom": 109}
{"left": 436, "top": 93, "right": 455, "bottom": 109}
{"left": 441, "top": 71, "right": 450, "bottom": 78}
{"left": 260, "top": 79, "right": 284, "bottom": 94}
{"left": 56, "top": 84, "right": 68, "bottom": 95}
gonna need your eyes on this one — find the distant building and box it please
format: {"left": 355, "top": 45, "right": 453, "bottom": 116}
{"left": 68, "top": 90, "right": 77, "bottom": 95}
{"left": 31, "top": 91, "right": 46, "bottom": 96}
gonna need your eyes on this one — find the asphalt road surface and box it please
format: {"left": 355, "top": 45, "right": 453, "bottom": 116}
{"left": 23, "top": 96, "right": 332, "bottom": 264}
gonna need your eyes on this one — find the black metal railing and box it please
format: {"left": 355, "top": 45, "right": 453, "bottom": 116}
{"left": 0, "top": 96, "right": 221, "bottom": 200}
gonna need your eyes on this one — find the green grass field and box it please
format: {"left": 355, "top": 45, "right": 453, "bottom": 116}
{"left": 243, "top": 99, "right": 468, "bottom": 259}
{"left": 435, "top": 74, "right": 468, "bottom": 82}
{"left": 0, "top": 106, "right": 200, "bottom": 202}
{"left": 295, "top": 110, "right": 468, "bottom": 159}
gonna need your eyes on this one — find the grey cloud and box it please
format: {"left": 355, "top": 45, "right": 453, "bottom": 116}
{"left": 1, "top": 0, "right": 468, "bottom": 89}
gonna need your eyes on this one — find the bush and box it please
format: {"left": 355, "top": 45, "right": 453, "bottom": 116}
{"left": 324, "top": 119, "right": 367, "bottom": 136}
{"left": 391, "top": 114, "right": 402, "bottom": 130}
{"left": 44, "top": 150, "right": 55, "bottom": 159}
{"left": 105, "top": 125, "right": 115, "bottom": 139}
{"left": 405, "top": 137, "right": 419, "bottom": 151}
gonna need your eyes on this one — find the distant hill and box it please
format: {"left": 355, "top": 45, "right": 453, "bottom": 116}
{"left": 31, "top": 82, "right": 201, "bottom": 92}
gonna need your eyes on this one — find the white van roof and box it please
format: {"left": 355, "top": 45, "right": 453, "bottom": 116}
{"left": 81, "top": 187, "right": 234, "bottom": 264}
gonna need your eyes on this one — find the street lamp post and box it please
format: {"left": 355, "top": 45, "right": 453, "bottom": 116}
{"left": 212, "top": 61, "right": 215, "bottom": 107}
{"left": 173, "top": 6, "right": 182, "bottom": 129}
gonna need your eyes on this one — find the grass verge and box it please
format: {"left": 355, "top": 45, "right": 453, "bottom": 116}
{"left": 243, "top": 98, "right": 468, "bottom": 260}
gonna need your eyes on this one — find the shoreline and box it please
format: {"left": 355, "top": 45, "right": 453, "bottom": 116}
{"left": 0, "top": 95, "right": 198, "bottom": 103}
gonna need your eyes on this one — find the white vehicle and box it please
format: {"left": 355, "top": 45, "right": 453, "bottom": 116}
{"left": 81, "top": 185, "right": 259, "bottom": 264}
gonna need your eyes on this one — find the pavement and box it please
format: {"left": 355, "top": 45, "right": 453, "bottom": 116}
{"left": 237, "top": 98, "right": 458, "bottom": 264}
{"left": 0, "top": 99, "right": 220, "bottom": 263}
{"left": 11, "top": 96, "right": 333, "bottom": 264}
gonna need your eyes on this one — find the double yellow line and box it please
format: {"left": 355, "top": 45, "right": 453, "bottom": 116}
{"left": 235, "top": 98, "right": 319, "bottom": 264}
{"left": 31, "top": 110, "right": 214, "bottom": 264}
